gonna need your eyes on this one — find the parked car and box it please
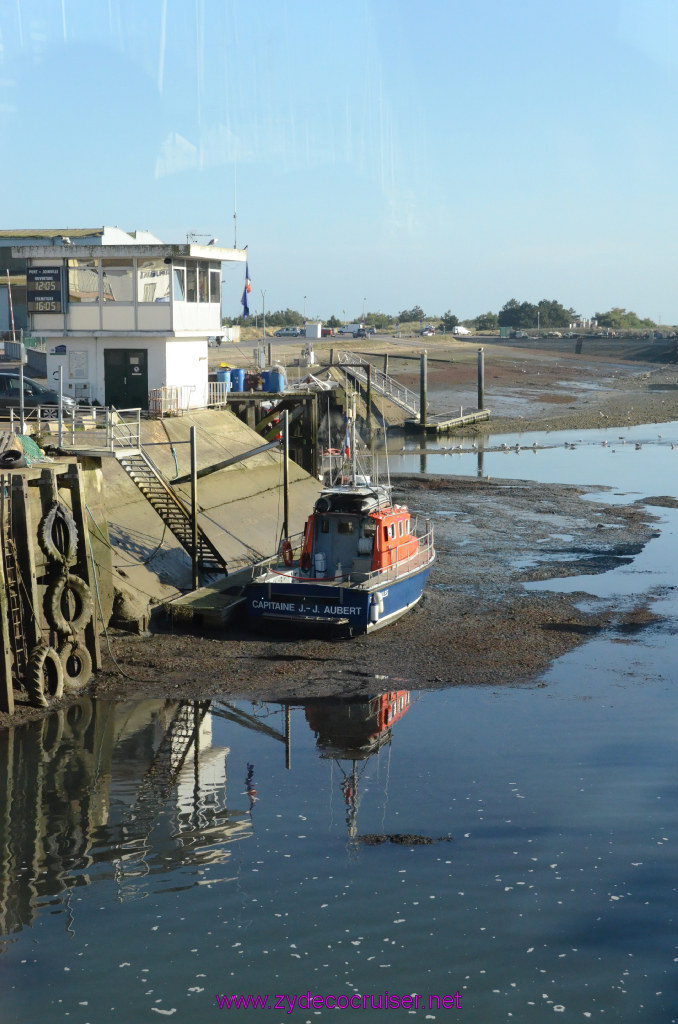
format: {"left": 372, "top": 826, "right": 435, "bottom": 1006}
{"left": 274, "top": 327, "right": 302, "bottom": 337}
{"left": 0, "top": 372, "right": 77, "bottom": 417}
{"left": 355, "top": 327, "right": 367, "bottom": 338}
{"left": 420, "top": 327, "right": 435, "bottom": 337}
{"left": 320, "top": 327, "right": 334, "bottom": 337}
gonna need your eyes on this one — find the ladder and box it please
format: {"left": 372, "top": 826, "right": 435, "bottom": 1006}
{"left": 336, "top": 350, "right": 420, "bottom": 416}
{"left": 115, "top": 447, "right": 228, "bottom": 575}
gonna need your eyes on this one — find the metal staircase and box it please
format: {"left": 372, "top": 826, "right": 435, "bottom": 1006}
{"left": 336, "top": 350, "right": 420, "bottom": 416}
{"left": 115, "top": 447, "right": 228, "bottom": 575}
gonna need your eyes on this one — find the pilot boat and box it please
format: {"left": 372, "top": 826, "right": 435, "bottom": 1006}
{"left": 246, "top": 473, "right": 435, "bottom": 638}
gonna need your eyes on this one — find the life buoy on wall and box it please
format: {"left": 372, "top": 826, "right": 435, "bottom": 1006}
{"left": 282, "top": 540, "right": 294, "bottom": 566}
{"left": 38, "top": 502, "right": 78, "bottom": 565}
{"left": 44, "top": 574, "right": 94, "bottom": 634}
{"left": 26, "top": 643, "right": 64, "bottom": 708}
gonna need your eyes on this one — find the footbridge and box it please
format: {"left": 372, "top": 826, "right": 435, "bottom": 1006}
{"left": 335, "top": 350, "right": 420, "bottom": 417}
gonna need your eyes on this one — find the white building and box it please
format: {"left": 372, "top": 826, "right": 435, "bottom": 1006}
{"left": 6, "top": 227, "right": 246, "bottom": 408}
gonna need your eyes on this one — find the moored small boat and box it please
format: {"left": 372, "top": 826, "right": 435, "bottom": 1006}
{"left": 246, "top": 479, "right": 434, "bottom": 637}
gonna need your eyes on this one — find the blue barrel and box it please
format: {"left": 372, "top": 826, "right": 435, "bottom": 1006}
{"left": 231, "top": 368, "right": 245, "bottom": 391}
{"left": 216, "top": 368, "right": 231, "bottom": 388}
{"left": 269, "top": 367, "right": 286, "bottom": 392}
{"left": 261, "top": 370, "right": 271, "bottom": 391}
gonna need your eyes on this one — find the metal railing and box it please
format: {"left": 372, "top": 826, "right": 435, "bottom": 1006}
{"left": 207, "top": 381, "right": 230, "bottom": 407}
{"left": 254, "top": 521, "right": 434, "bottom": 586}
{"left": 336, "top": 350, "right": 420, "bottom": 416}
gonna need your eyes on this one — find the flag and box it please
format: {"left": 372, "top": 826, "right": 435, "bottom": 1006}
{"left": 241, "top": 262, "right": 251, "bottom": 318}
{"left": 343, "top": 415, "right": 351, "bottom": 459}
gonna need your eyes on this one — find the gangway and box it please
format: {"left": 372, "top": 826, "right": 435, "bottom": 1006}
{"left": 335, "top": 350, "right": 420, "bottom": 417}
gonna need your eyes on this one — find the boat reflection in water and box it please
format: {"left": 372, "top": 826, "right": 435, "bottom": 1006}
{"left": 0, "top": 697, "right": 262, "bottom": 946}
{"left": 302, "top": 691, "right": 411, "bottom": 836}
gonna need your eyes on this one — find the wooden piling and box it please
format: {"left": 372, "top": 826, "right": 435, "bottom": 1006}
{"left": 419, "top": 352, "right": 428, "bottom": 429}
{"left": 477, "top": 346, "right": 485, "bottom": 410}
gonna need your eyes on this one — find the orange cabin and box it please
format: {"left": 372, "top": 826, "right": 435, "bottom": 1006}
{"left": 300, "top": 505, "right": 418, "bottom": 573}
{"left": 370, "top": 507, "right": 419, "bottom": 570}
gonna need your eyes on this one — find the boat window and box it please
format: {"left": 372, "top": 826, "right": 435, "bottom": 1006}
{"left": 363, "top": 520, "right": 376, "bottom": 537}
{"left": 405, "top": 520, "right": 410, "bottom": 534}
{"left": 320, "top": 519, "right": 330, "bottom": 534}
{"left": 385, "top": 523, "right": 395, "bottom": 541}
{"left": 398, "top": 520, "right": 404, "bottom": 537}
{"left": 338, "top": 520, "right": 355, "bottom": 535}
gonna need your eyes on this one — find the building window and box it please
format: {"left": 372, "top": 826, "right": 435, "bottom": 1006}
{"left": 210, "top": 267, "right": 221, "bottom": 303}
{"left": 137, "top": 258, "right": 170, "bottom": 303}
{"left": 102, "top": 259, "right": 133, "bottom": 302}
{"left": 172, "top": 262, "right": 186, "bottom": 301}
{"left": 67, "top": 258, "right": 99, "bottom": 303}
{"left": 198, "top": 261, "right": 209, "bottom": 303}
{"left": 186, "top": 261, "right": 197, "bottom": 302}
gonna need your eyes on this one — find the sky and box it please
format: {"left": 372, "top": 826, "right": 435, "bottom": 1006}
{"left": 1, "top": 0, "right": 677, "bottom": 323}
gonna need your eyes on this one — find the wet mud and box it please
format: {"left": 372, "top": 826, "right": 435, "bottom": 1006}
{"left": 82, "top": 473, "right": 660, "bottom": 707}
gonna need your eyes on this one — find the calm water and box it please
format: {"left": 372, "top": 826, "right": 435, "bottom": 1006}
{"left": 2, "top": 424, "right": 678, "bottom": 1023}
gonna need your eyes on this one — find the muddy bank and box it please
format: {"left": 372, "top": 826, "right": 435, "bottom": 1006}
{"left": 383, "top": 336, "right": 678, "bottom": 435}
{"left": 78, "top": 473, "right": 661, "bottom": 708}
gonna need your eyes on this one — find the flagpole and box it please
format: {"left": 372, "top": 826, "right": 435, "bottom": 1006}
{"left": 233, "top": 163, "right": 237, "bottom": 248}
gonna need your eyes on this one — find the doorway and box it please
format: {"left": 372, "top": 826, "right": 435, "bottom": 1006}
{"left": 104, "top": 349, "right": 148, "bottom": 409}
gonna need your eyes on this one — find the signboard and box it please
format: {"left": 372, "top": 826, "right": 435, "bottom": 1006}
{"left": 27, "top": 266, "right": 63, "bottom": 312}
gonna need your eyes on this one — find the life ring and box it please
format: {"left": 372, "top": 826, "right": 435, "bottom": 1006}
{"left": 38, "top": 502, "right": 78, "bottom": 565}
{"left": 25, "top": 643, "right": 64, "bottom": 708}
{"left": 282, "top": 540, "right": 294, "bottom": 566}
{"left": 44, "top": 574, "right": 94, "bottom": 634}
{"left": 58, "top": 639, "right": 93, "bottom": 693}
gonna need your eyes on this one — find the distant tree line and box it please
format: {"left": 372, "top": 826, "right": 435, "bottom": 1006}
{"left": 224, "top": 300, "right": 658, "bottom": 331}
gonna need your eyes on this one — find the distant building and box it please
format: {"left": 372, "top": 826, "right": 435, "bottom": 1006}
{"left": 569, "top": 316, "right": 598, "bottom": 330}
{"left": 0, "top": 227, "right": 247, "bottom": 408}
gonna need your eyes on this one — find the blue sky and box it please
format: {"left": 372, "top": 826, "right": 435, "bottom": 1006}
{"left": 1, "top": 0, "right": 677, "bottom": 323}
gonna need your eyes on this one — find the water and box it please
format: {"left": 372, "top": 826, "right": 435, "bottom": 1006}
{"left": 2, "top": 425, "right": 678, "bottom": 1022}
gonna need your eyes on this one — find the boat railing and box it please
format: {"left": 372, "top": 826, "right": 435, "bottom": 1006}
{"left": 260, "top": 522, "right": 434, "bottom": 586}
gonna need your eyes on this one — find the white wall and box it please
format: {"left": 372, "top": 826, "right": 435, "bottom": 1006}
{"left": 164, "top": 338, "right": 209, "bottom": 407}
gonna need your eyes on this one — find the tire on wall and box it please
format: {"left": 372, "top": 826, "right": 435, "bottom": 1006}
{"left": 26, "top": 643, "right": 64, "bottom": 708}
{"left": 58, "top": 639, "right": 93, "bottom": 693}
{"left": 38, "top": 502, "right": 78, "bottom": 566}
{"left": 44, "top": 574, "right": 94, "bottom": 635}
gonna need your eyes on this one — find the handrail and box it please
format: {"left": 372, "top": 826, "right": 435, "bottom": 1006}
{"left": 256, "top": 523, "right": 434, "bottom": 587}
{"left": 336, "top": 350, "right": 420, "bottom": 415}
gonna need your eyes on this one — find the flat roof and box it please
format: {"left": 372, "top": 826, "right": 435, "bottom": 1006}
{"left": 12, "top": 244, "right": 247, "bottom": 262}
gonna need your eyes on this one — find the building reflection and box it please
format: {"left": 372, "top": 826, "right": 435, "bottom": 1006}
{"left": 0, "top": 698, "right": 258, "bottom": 946}
{"left": 302, "top": 692, "right": 411, "bottom": 835}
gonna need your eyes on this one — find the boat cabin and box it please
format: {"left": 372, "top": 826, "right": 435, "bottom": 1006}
{"left": 299, "top": 488, "right": 419, "bottom": 580}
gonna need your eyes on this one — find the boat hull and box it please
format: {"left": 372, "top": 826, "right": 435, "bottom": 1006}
{"left": 247, "top": 563, "right": 432, "bottom": 638}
